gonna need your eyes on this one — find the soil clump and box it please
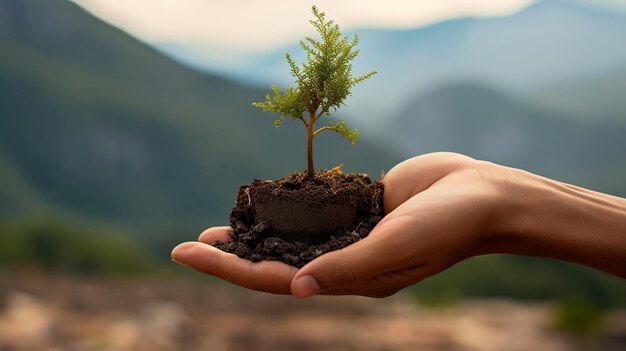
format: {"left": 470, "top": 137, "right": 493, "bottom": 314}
{"left": 213, "top": 169, "right": 384, "bottom": 267}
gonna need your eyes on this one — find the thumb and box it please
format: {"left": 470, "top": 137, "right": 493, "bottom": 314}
{"left": 290, "top": 245, "right": 374, "bottom": 298}
{"left": 290, "top": 218, "right": 409, "bottom": 298}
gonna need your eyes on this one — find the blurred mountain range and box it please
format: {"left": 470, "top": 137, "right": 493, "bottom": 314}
{"left": 1, "top": 0, "right": 625, "bottom": 304}
{"left": 530, "top": 63, "right": 626, "bottom": 121}
{"left": 385, "top": 82, "right": 626, "bottom": 195}
{"left": 0, "top": 0, "right": 398, "bottom": 232}
{"left": 154, "top": 0, "right": 626, "bottom": 198}
{"left": 155, "top": 0, "right": 626, "bottom": 125}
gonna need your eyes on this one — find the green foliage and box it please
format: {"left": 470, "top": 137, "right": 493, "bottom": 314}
{"left": 410, "top": 255, "right": 626, "bottom": 309}
{"left": 255, "top": 85, "right": 304, "bottom": 127}
{"left": 0, "top": 219, "right": 156, "bottom": 276}
{"left": 252, "top": 6, "right": 376, "bottom": 173}
{"left": 553, "top": 296, "right": 605, "bottom": 334}
{"left": 328, "top": 120, "right": 359, "bottom": 145}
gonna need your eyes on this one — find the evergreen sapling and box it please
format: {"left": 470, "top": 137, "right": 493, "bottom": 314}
{"left": 214, "top": 6, "right": 384, "bottom": 267}
{"left": 253, "top": 5, "right": 377, "bottom": 178}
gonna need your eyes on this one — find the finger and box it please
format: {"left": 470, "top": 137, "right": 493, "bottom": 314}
{"left": 172, "top": 242, "right": 298, "bottom": 294}
{"left": 383, "top": 152, "right": 474, "bottom": 212}
{"left": 295, "top": 270, "right": 413, "bottom": 298}
{"left": 198, "top": 226, "right": 232, "bottom": 244}
{"left": 318, "top": 274, "right": 412, "bottom": 298}
{"left": 291, "top": 212, "right": 420, "bottom": 298}
{"left": 315, "top": 260, "right": 450, "bottom": 298}
{"left": 290, "top": 239, "right": 379, "bottom": 298}
{"left": 319, "top": 285, "right": 400, "bottom": 298}
{"left": 296, "top": 257, "right": 428, "bottom": 298}
{"left": 291, "top": 187, "right": 467, "bottom": 298}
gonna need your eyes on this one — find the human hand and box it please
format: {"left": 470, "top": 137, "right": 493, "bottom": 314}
{"left": 286, "top": 152, "right": 511, "bottom": 297}
{"left": 171, "top": 226, "right": 299, "bottom": 294}
{"left": 172, "top": 152, "right": 626, "bottom": 297}
{"left": 172, "top": 152, "right": 509, "bottom": 297}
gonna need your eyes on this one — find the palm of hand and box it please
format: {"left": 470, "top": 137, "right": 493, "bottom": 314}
{"left": 172, "top": 153, "right": 504, "bottom": 297}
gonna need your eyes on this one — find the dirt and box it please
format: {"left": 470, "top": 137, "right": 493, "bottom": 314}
{"left": 213, "top": 168, "right": 384, "bottom": 267}
{"left": 3, "top": 269, "right": 616, "bottom": 351}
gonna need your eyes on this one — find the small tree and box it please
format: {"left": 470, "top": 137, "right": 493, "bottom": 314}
{"left": 253, "top": 6, "right": 377, "bottom": 178}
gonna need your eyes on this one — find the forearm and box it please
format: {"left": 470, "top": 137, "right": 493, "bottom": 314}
{"left": 489, "top": 165, "right": 626, "bottom": 278}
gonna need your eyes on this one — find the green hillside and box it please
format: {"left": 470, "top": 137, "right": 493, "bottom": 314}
{"left": 0, "top": 0, "right": 399, "bottom": 240}
{"left": 386, "top": 82, "right": 626, "bottom": 196}
{"left": 414, "top": 254, "right": 626, "bottom": 309}
{"left": 0, "top": 218, "right": 156, "bottom": 276}
{"left": 529, "top": 64, "right": 626, "bottom": 123}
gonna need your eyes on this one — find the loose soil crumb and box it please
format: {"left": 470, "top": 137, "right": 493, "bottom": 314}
{"left": 213, "top": 169, "right": 384, "bottom": 267}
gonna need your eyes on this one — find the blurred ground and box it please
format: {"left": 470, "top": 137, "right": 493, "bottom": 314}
{"left": 1, "top": 269, "right": 624, "bottom": 351}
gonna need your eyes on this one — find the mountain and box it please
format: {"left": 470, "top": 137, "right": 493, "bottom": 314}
{"left": 154, "top": 0, "right": 626, "bottom": 127}
{"left": 0, "top": 0, "right": 400, "bottom": 241}
{"left": 385, "top": 82, "right": 626, "bottom": 196}
{"left": 528, "top": 64, "right": 626, "bottom": 123}
{"left": 2, "top": 0, "right": 625, "bottom": 306}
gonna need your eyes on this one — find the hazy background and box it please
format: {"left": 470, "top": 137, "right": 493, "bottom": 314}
{"left": 1, "top": 0, "right": 626, "bottom": 349}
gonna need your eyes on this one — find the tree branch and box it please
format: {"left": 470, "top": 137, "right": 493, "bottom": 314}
{"left": 312, "top": 110, "right": 325, "bottom": 124}
{"left": 313, "top": 126, "right": 333, "bottom": 136}
{"left": 297, "top": 115, "right": 309, "bottom": 128}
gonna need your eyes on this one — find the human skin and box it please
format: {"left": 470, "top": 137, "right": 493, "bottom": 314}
{"left": 171, "top": 152, "right": 626, "bottom": 298}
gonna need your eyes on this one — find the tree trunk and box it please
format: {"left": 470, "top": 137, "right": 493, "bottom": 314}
{"left": 306, "top": 120, "right": 315, "bottom": 178}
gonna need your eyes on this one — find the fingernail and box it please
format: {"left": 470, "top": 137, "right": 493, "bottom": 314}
{"left": 171, "top": 258, "right": 188, "bottom": 267}
{"left": 291, "top": 275, "right": 320, "bottom": 298}
{"left": 171, "top": 243, "right": 193, "bottom": 267}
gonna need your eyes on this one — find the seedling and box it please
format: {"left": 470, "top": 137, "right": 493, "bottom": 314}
{"left": 253, "top": 5, "right": 377, "bottom": 177}
{"left": 215, "top": 6, "right": 384, "bottom": 268}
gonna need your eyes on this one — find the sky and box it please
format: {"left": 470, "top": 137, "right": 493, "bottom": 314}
{"left": 67, "top": 0, "right": 626, "bottom": 128}
{"left": 73, "top": 0, "right": 539, "bottom": 52}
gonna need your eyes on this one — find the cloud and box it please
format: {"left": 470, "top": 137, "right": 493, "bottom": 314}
{"left": 73, "top": 0, "right": 536, "bottom": 52}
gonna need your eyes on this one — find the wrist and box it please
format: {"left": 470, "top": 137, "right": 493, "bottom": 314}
{"left": 490, "top": 165, "right": 626, "bottom": 277}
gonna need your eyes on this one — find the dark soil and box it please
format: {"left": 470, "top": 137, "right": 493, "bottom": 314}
{"left": 213, "top": 168, "right": 384, "bottom": 267}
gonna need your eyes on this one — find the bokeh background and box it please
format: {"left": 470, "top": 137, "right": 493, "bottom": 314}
{"left": 1, "top": 0, "right": 626, "bottom": 350}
